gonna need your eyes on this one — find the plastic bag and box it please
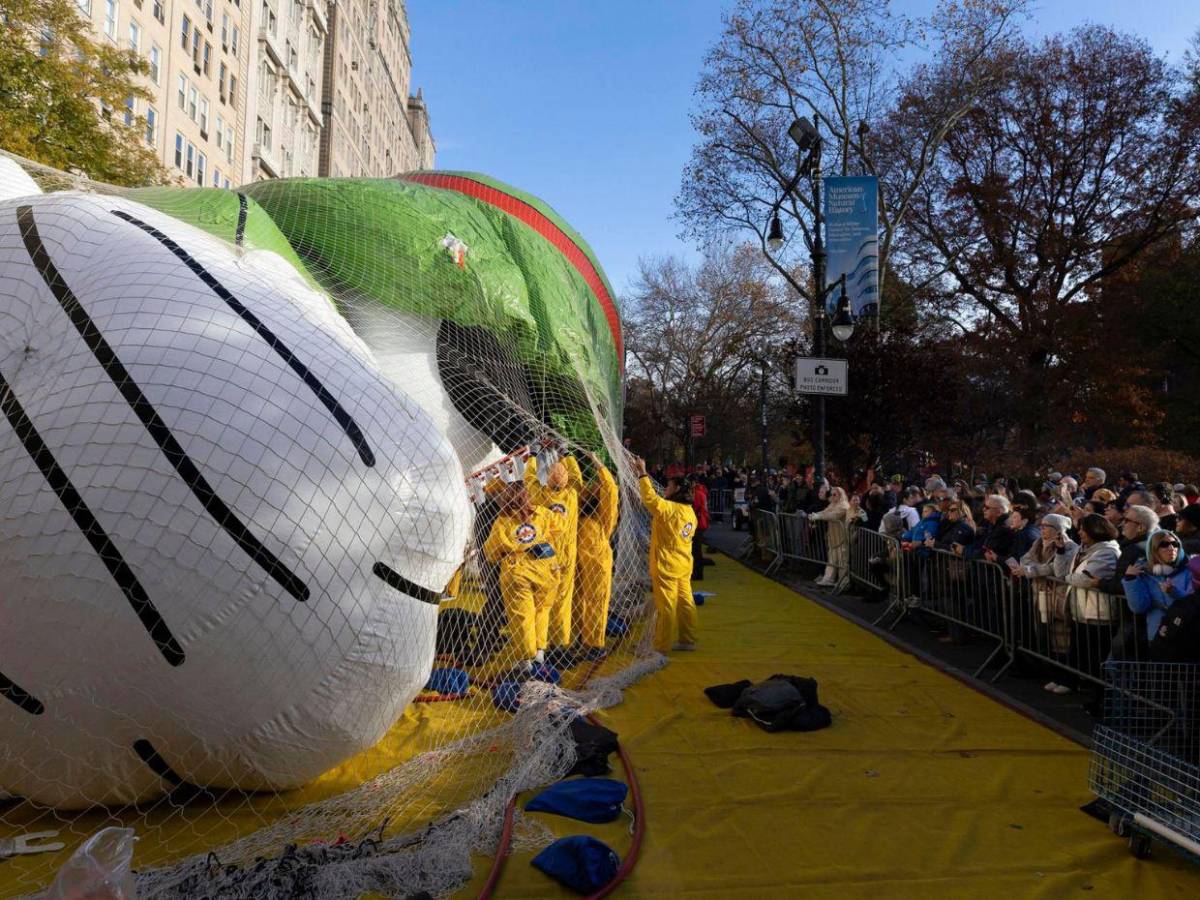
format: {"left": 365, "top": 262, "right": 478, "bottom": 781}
{"left": 45, "top": 827, "right": 137, "bottom": 900}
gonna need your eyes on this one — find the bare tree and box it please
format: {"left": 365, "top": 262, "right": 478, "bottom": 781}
{"left": 623, "top": 244, "right": 800, "bottom": 458}
{"left": 676, "top": 0, "right": 1029, "bottom": 313}
{"left": 901, "top": 26, "right": 1200, "bottom": 456}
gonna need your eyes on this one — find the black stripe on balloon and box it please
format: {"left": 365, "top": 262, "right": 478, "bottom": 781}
{"left": 234, "top": 193, "right": 248, "bottom": 246}
{"left": 17, "top": 205, "right": 309, "bottom": 603}
{"left": 0, "top": 368, "right": 185, "bottom": 667}
{"left": 133, "top": 739, "right": 186, "bottom": 787}
{"left": 0, "top": 671, "right": 45, "bottom": 716}
{"left": 109, "top": 209, "right": 375, "bottom": 468}
{"left": 372, "top": 562, "right": 444, "bottom": 606}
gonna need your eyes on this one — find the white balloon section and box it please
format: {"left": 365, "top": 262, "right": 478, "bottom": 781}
{"left": 0, "top": 184, "right": 474, "bottom": 809}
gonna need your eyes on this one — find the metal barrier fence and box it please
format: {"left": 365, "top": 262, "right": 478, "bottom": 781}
{"left": 738, "top": 512, "right": 1170, "bottom": 707}
{"left": 1090, "top": 661, "right": 1200, "bottom": 862}
{"left": 1009, "top": 575, "right": 1145, "bottom": 689}
{"left": 747, "top": 508, "right": 783, "bottom": 574}
{"left": 708, "top": 489, "right": 732, "bottom": 522}
{"left": 848, "top": 526, "right": 901, "bottom": 600}
{"left": 777, "top": 512, "right": 833, "bottom": 569}
{"left": 877, "top": 548, "right": 1011, "bottom": 679}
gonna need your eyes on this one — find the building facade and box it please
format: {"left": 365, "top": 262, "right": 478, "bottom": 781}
{"left": 77, "top": 0, "right": 433, "bottom": 187}
{"left": 318, "top": 0, "right": 435, "bottom": 177}
{"left": 80, "top": 0, "right": 257, "bottom": 188}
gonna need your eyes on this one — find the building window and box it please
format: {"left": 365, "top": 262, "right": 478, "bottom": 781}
{"left": 186, "top": 142, "right": 195, "bottom": 178}
{"left": 181, "top": 15, "right": 191, "bottom": 50}
{"left": 192, "top": 30, "right": 202, "bottom": 71}
{"left": 226, "top": 126, "right": 234, "bottom": 163}
{"left": 224, "top": 176, "right": 231, "bottom": 189}
{"left": 103, "top": 0, "right": 118, "bottom": 38}
{"left": 203, "top": 42, "right": 211, "bottom": 76}
{"left": 221, "top": 13, "right": 229, "bottom": 50}
{"left": 228, "top": 74, "right": 238, "bottom": 108}
{"left": 256, "top": 117, "right": 272, "bottom": 150}
{"left": 196, "top": 152, "right": 207, "bottom": 187}
{"left": 123, "top": 97, "right": 135, "bottom": 127}
{"left": 146, "top": 106, "right": 157, "bottom": 145}
{"left": 152, "top": 1, "right": 165, "bottom": 24}
{"left": 177, "top": 74, "right": 187, "bottom": 110}
{"left": 128, "top": 20, "right": 140, "bottom": 54}
{"left": 148, "top": 45, "right": 160, "bottom": 83}
{"left": 218, "top": 62, "right": 227, "bottom": 102}
{"left": 213, "top": 167, "right": 222, "bottom": 188}
{"left": 175, "top": 132, "right": 184, "bottom": 168}
{"left": 215, "top": 114, "right": 224, "bottom": 148}
{"left": 204, "top": 0, "right": 214, "bottom": 26}
{"left": 230, "top": 25, "right": 239, "bottom": 56}
{"left": 199, "top": 98, "right": 209, "bottom": 136}
{"left": 76, "top": 0, "right": 91, "bottom": 13}
{"left": 188, "top": 85, "right": 198, "bottom": 121}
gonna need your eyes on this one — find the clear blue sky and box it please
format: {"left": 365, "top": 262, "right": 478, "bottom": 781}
{"left": 408, "top": 1, "right": 1198, "bottom": 298}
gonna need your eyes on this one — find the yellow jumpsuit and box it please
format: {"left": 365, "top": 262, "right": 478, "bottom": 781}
{"left": 483, "top": 506, "right": 563, "bottom": 660}
{"left": 575, "top": 464, "right": 619, "bottom": 649}
{"left": 526, "top": 455, "right": 581, "bottom": 648}
{"left": 639, "top": 476, "right": 698, "bottom": 653}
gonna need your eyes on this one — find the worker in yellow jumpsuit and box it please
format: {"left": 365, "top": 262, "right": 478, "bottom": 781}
{"left": 483, "top": 482, "right": 564, "bottom": 674}
{"left": 575, "top": 452, "right": 620, "bottom": 660}
{"left": 526, "top": 451, "right": 581, "bottom": 662}
{"left": 633, "top": 456, "right": 698, "bottom": 654}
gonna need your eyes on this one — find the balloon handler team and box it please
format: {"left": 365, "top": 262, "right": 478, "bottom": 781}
{"left": 483, "top": 450, "right": 699, "bottom": 677}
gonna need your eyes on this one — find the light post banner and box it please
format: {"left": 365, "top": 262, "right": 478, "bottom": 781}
{"left": 823, "top": 176, "right": 879, "bottom": 318}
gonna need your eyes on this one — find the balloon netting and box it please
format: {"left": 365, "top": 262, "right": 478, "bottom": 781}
{"left": 0, "top": 151, "right": 655, "bottom": 899}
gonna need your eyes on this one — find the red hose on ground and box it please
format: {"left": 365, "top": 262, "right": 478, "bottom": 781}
{"left": 477, "top": 645, "right": 644, "bottom": 900}
{"left": 476, "top": 796, "right": 516, "bottom": 900}
{"left": 476, "top": 715, "right": 645, "bottom": 900}
{"left": 583, "top": 727, "right": 645, "bottom": 900}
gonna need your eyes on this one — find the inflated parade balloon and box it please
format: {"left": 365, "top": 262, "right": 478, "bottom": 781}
{"left": 0, "top": 190, "right": 471, "bottom": 808}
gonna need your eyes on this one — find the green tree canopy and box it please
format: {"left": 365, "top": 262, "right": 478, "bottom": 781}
{"left": 0, "top": 0, "right": 164, "bottom": 185}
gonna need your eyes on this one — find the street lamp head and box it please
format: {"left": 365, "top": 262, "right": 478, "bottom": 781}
{"left": 788, "top": 116, "right": 820, "bottom": 152}
{"left": 767, "top": 212, "right": 784, "bottom": 251}
{"left": 831, "top": 281, "right": 855, "bottom": 342}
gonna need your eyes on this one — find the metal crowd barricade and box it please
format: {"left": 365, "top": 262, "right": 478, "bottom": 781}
{"left": 878, "top": 547, "right": 1011, "bottom": 679}
{"left": 1090, "top": 661, "right": 1200, "bottom": 862}
{"left": 746, "top": 508, "right": 782, "bottom": 573}
{"left": 849, "top": 526, "right": 902, "bottom": 606}
{"left": 777, "top": 513, "right": 833, "bottom": 568}
{"left": 1008, "top": 575, "right": 1145, "bottom": 689}
{"left": 708, "top": 489, "right": 732, "bottom": 523}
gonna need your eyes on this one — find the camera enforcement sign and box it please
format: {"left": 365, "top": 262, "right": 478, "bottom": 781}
{"left": 795, "top": 357, "right": 848, "bottom": 396}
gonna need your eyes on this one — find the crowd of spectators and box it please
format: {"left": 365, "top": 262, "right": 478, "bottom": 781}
{"left": 647, "top": 461, "right": 1200, "bottom": 668}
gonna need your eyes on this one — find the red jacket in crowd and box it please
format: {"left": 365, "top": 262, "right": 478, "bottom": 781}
{"left": 692, "top": 482, "right": 710, "bottom": 531}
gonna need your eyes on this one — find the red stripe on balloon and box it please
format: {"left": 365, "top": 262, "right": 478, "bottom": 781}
{"left": 400, "top": 173, "right": 623, "bottom": 367}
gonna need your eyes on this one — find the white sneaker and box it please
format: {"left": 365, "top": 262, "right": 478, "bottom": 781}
{"left": 1044, "top": 681, "right": 1058, "bottom": 692}
{"left": 671, "top": 642, "right": 696, "bottom": 651}
{"left": 1051, "top": 684, "right": 1072, "bottom": 695}
{"left": 533, "top": 650, "right": 545, "bottom": 664}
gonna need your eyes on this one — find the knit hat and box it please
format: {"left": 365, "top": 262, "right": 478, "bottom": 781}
{"left": 890, "top": 474, "right": 903, "bottom": 484}
{"left": 1041, "top": 514, "right": 1072, "bottom": 535}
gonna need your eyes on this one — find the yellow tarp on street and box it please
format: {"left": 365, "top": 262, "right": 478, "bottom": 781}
{"left": 461, "top": 553, "right": 1200, "bottom": 898}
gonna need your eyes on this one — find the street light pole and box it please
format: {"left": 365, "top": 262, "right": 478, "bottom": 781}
{"left": 759, "top": 356, "right": 769, "bottom": 474}
{"left": 810, "top": 138, "right": 827, "bottom": 482}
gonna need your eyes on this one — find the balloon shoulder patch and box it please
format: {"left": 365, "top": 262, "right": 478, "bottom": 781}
{"left": 682, "top": 522, "right": 695, "bottom": 539}
{"left": 550, "top": 502, "right": 567, "bottom": 515}
{"left": 515, "top": 523, "right": 537, "bottom": 544}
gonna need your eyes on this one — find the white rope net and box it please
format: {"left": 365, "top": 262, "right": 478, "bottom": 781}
{"left": 0, "top": 152, "right": 659, "bottom": 899}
